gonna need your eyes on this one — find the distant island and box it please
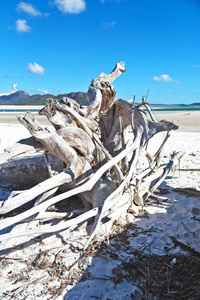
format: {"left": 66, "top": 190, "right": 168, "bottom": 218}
{"left": 0, "top": 87, "right": 199, "bottom": 107}
{"left": 0, "top": 90, "right": 88, "bottom": 106}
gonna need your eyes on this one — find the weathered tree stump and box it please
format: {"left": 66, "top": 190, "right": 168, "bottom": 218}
{"left": 0, "top": 62, "right": 181, "bottom": 248}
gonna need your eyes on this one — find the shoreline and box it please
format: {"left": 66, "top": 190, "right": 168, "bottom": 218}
{"left": 0, "top": 114, "right": 49, "bottom": 125}
{"left": 154, "top": 110, "right": 200, "bottom": 132}
{"left": 0, "top": 105, "right": 44, "bottom": 110}
{"left": 0, "top": 109, "right": 200, "bottom": 132}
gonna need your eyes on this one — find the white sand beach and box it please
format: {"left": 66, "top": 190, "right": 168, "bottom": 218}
{"left": 0, "top": 106, "right": 47, "bottom": 126}
{"left": 1, "top": 107, "right": 200, "bottom": 131}
{"left": 0, "top": 115, "right": 200, "bottom": 299}
{"left": 154, "top": 110, "right": 200, "bottom": 132}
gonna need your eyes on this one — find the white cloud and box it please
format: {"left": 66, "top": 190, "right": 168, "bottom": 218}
{"left": 27, "top": 62, "right": 45, "bottom": 75}
{"left": 30, "top": 88, "right": 49, "bottom": 94}
{"left": 16, "top": 19, "right": 31, "bottom": 32}
{"left": 17, "top": 2, "right": 44, "bottom": 17}
{"left": 5, "top": 74, "right": 15, "bottom": 79}
{"left": 37, "top": 89, "right": 49, "bottom": 94}
{"left": 103, "top": 21, "right": 116, "bottom": 28}
{"left": 53, "top": 0, "right": 86, "bottom": 14}
{"left": 192, "top": 65, "right": 200, "bottom": 68}
{"left": 152, "top": 74, "right": 180, "bottom": 84}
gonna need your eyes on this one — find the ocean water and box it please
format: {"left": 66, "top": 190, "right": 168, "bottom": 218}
{"left": 0, "top": 109, "right": 39, "bottom": 112}
{"left": 149, "top": 105, "right": 200, "bottom": 112}
{"left": 0, "top": 105, "right": 200, "bottom": 113}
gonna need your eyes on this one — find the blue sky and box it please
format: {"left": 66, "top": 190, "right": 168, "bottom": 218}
{"left": 0, "top": 0, "right": 200, "bottom": 104}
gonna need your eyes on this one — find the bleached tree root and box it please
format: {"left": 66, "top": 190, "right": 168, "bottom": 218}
{"left": 0, "top": 172, "right": 72, "bottom": 214}
{"left": 0, "top": 136, "right": 41, "bottom": 164}
{"left": 0, "top": 208, "right": 98, "bottom": 242}
{"left": 0, "top": 62, "right": 181, "bottom": 249}
{"left": 0, "top": 132, "right": 142, "bottom": 232}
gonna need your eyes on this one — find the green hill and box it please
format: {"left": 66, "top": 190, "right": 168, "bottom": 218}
{"left": 0, "top": 91, "right": 29, "bottom": 105}
{"left": 16, "top": 92, "right": 88, "bottom": 106}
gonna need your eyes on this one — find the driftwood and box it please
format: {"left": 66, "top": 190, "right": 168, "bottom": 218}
{"left": 0, "top": 62, "right": 181, "bottom": 248}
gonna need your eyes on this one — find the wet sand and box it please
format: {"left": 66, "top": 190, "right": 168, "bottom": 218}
{"left": 0, "top": 114, "right": 49, "bottom": 125}
{"left": 154, "top": 110, "right": 200, "bottom": 132}
{"left": 0, "top": 109, "right": 200, "bottom": 131}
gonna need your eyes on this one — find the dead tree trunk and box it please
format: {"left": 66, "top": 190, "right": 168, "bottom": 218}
{"left": 0, "top": 62, "right": 181, "bottom": 248}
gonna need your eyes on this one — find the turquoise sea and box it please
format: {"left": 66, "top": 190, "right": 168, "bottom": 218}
{"left": 0, "top": 109, "right": 40, "bottom": 112}
{"left": 0, "top": 105, "right": 200, "bottom": 113}
{"left": 149, "top": 105, "right": 200, "bottom": 112}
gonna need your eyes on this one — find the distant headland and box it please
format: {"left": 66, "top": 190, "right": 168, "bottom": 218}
{"left": 0, "top": 86, "right": 199, "bottom": 107}
{"left": 0, "top": 86, "right": 87, "bottom": 106}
